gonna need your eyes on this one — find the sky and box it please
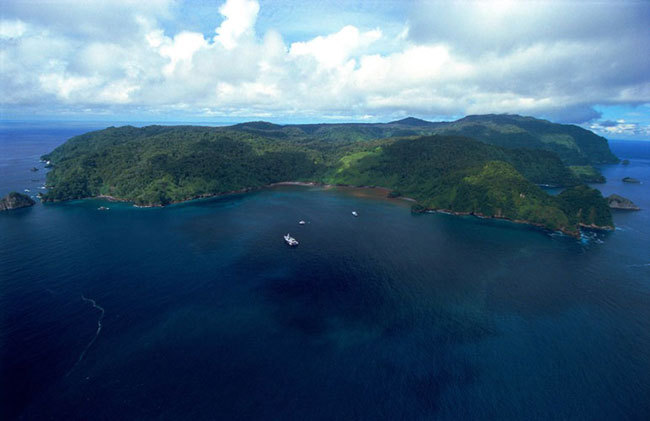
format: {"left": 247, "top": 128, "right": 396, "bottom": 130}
{"left": 1, "top": 0, "right": 649, "bottom": 138}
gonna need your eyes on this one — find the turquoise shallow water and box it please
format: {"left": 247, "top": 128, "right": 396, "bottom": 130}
{"left": 1, "top": 126, "right": 649, "bottom": 420}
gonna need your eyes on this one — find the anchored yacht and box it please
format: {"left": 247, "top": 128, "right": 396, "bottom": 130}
{"left": 352, "top": 211, "right": 358, "bottom": 217}
{"left": 299, "top": 220, "right": 306, "bottom": 225}
{"left": 284, "top": 233, "right": 299, "bottom": 246}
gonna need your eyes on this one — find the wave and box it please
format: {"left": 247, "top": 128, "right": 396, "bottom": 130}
{"left": 628, "top": 263, "right": 650, "bottom": 268}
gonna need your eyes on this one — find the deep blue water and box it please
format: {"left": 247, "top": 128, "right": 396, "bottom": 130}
{"left": 1, "top": 126, "right": 649, "bottom": 420}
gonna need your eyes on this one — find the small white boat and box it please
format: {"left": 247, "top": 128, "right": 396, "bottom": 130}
{"left": 299, "top": 220, "right": 306, "bottom": 225}
{"left": 284, "top": 233, "right": 299, "bottom": 246}
{"left": 98, "top": 206, "right": 109, "bottom": 211}
{"left": 24, "top": 188, "right": 30, "bottom": 192}
{"left": 352, "top": 211, "right": 358, "bottom": 217}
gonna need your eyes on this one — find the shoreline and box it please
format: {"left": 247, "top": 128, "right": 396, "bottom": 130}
{"left": 51, "top": 182, "right": 613, "bottom": 238}
{"left": 422, "top": 208, "right": 613, "bottom": 238}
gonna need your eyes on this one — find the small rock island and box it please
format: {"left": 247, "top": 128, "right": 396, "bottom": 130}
{"left": 607, "top": 194, "right": 640, "bottom": 211}
{"left": 622, "top": 177, "right": 640, "bottom": 183}
{"left": 0, "top": 192, "right": 36, "bottom": 211}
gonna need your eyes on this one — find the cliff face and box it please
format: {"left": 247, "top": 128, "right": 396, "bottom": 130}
{"left": 0, "top": 192, "right": 36, "bottom": 211}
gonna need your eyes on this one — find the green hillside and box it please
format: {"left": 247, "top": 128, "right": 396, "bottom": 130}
{"left": 41, "top": 123, "right": 613, "bottom": 235}
{"left": 430, "top": 114, "right": 618, "bottom": 165}
{"left": 327, "top": 135, "right": 611, "bottom": 233}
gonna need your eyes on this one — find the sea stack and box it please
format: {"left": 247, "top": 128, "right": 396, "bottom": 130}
{"left": 622, "top": 177, "right": 640, "bottom": 183}
{"left": 0, "top": 192, "right": 36, "bottom": 211}
{"left": 607, "top": 194, "right": 641, "bottom": 211}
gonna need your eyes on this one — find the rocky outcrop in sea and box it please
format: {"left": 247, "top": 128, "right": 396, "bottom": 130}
{"left": 0, "top": 192, "right": 36, "bottom": 211}
{"left": 622, "top": 177, "right": 640, "bottom": 183}
{"left": 607, "top": 194, "right": 640, "bottom": 211}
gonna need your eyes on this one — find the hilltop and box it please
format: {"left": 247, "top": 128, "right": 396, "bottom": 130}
{"left": 225, "top": 114, "right": 616, "bottom": 166}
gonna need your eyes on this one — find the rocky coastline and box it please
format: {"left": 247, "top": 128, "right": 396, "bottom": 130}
{"left": 413, "top": 206, "right": 614, "bottom": 238}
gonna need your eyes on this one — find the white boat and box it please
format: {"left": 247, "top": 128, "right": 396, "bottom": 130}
{"left": 352, "top": 211, "right": 358, "bottom": 217}
{"left": 98, "top": 206, "right": 109, "bottom": 211}
{"left": 24, "top": 188, "right": 30, "bottom": 192}
{"left": 284, "top": 233, "right": 299, "bottom": 246}
{"left": 299, "top": 220, "right": 306, "bottom": 225}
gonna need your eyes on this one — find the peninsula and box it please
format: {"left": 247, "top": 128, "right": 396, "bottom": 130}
{"left": 41, "top": 114, "right": 616, "bottom": 236}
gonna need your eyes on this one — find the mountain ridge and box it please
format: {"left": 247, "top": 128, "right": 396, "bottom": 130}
{"left": 219, "top": 113, "right": 617, "bottom": 166}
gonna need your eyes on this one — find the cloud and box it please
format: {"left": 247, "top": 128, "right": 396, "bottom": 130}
{"left": 214, "top": 0, "right": 260, "bottom": 49}
{"left": 407, "top": 0, "right": 650, "bottom": 56}
{"left": 0, "top": 19, "right": 28, "bottom": 39}
{"left": 0, "top": 0, "right": 649, "bottom": 130}
{"left": 289, "top": 25, "right": 381, "bottom": 68}
{"left": 599, "top": 120, "right": 619, "bottom": 128}
{"left": 590, "top": 119, "right": 650, "bottom": 137}
{"left": 1, "top": 0, "right": 174, "bottom": 36}
{"left": 158, "top": 31, "right": 208, "bottom": 75}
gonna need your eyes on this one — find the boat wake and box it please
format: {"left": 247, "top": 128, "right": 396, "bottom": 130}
{"left": 67, "top": 295, "right": 105, "bottom": 375}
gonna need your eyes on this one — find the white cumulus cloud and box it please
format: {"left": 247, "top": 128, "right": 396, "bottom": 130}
{"left": 0, "top": 0, "right": 648, "bottom": 132}
{"left": 214, "top": 0, "right": 260, "bottom": 49}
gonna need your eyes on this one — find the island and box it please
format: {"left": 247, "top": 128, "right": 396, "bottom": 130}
{"left": 622, "top": 177, "right": 640, "bottom": 183}
{"left": 40, "top": 114, "right": 617, "bottom": 237}
{"left": 607, "top": 194, "right": 640, "bottom": 210}
{"left": 0, "top": 192, "right": 35, "bottom": 211}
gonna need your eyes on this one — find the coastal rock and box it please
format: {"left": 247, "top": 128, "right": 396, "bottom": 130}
{"left": 0, "top": 192, "right": 36, "bottom": 211}
{"left": 607, "top": 194, "right": 640, "bottom": 211}
{"left": 622, "top": 177, "right": 640, "bottom": 183}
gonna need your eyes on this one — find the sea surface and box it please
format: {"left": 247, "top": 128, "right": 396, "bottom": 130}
{"left": 1, "top": 123, "right": 649, "bottom": 420}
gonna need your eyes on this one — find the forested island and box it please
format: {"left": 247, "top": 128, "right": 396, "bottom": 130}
{"left": 41, "top": 114, "right": 616, "bottom": 236}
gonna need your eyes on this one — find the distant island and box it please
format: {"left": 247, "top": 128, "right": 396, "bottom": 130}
{"left": 0, "top": 192, "right": 35, "bottom": 211}
{"left": 41, "top": 114, "right": 617, "bottom": 236}
{"left": 622, "top": 177, "right": 640, "bottom": 183}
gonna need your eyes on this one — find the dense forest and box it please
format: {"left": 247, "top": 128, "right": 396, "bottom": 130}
{"left": 41, "top": 114, "right": 615, "bottom": 235}
{"left": 327, "top": 136, "right": 612, "bottom": 233}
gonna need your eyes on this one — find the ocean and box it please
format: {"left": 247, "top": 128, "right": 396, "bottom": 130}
{"left": 1, "top": 122, "right": 649, "bottom": 420}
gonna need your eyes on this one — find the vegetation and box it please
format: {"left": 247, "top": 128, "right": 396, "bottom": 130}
{"left": 558, "top": 185, "right": 613, "bottom": 228}
{"left": 41, "top": 115, "right": 616, "bottom": 234}
{"left": 42, "top": 126, "right": 324, "bottom": 206}
{"left": 569, "top": 165, "right": 606, "bottom": 183}
{"left": 430, "top": 114, "right": 618, "bottom": 165}
{"left": 198, "top": 114, "right": 617, "bottom": 165}
{"left": 328, "top": 136, "right": 611, "bottom": 233}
